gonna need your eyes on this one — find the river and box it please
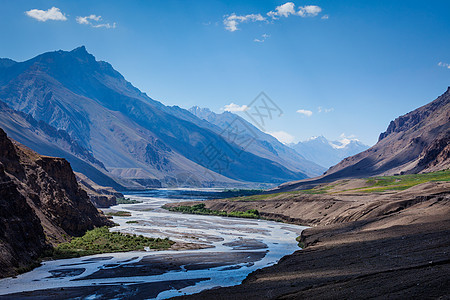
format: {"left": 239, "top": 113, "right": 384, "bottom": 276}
{"left": 0, "top": 189, "right": 307, "bottom": 299}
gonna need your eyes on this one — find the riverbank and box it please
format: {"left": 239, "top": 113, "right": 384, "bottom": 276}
{"left": 172, "top": 177, "right": 450, "bottom": 299}
{"left": 0, "top": 189, "right": 307, "bottom": 299}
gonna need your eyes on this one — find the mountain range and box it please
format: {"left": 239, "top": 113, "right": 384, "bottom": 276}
{"left": 0, "top": 46, "right": 321, "bottom": 189}
{"left": 289, "top": 136, "right": 369, "bottom": 169}
{"left": 189, "top": 106, "right": 325, "bottom": 177}
{"left": 274, "top": 87, "right": 450, "bottom": 192}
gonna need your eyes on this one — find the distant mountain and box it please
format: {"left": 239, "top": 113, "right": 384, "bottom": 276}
{"left": 273, "top": 88, "right": 450, "bottom": 192}
{"left": 0, "top": 46, "right": 309, "bottom": 188}
{"left": 290, "top": 136, "right": 369, "bottom": 169}
{"left": 188, "top": 106, "right": 325, "bottom": 177}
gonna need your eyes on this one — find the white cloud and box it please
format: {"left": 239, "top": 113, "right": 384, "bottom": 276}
{"left": 438, "top": 61, "right": 450, "bottom": 69}
{"left": 298, "top": 5, "right": 322, "bottom": 17}
{"left": 76, "top": 15, "right": 101, "bottom": 25}
{"left": 224, "top": 13, "right": 266, "bottom": 32}
{"left": 267, "top": 2, "right": 296, "bottom": 19}
{"left": 92, "top": 22, "right": 116, "bottom": 29}
{"left": 318, "top": 106, "right": 334, "bottom": 113}
{"left": 223, "top": 103, "right": 249, "bottom": 112}
{"left": 224, "top": 2, "right": 324, "bottom": 31}
{"left": 76, "top": 14, "right": 116, "bottom": 29}
{"left": 254, "top": 33, "right": 270, "bottom": 43}
{"left": 25, "top": 7, "right": 67, "bottom": 22}
{"left": 296, "top": 109, "right": 313, "bottom": 117}
{"left": 267, "top": 131, "right": 295, "bottom": 144}
{"left": 321, "top": 14, "right": 329, "bottom": 20}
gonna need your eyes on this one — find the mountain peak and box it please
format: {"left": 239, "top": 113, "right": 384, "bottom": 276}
{"left": 69, "top": 46, "right": 96, "bottom": 62}
{"left": 71, "top": 45, "right": 88, "bottom": 54}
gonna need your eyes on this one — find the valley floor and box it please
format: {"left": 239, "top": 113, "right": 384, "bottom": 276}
{"left": 170, "top": 177, "right": 450, "bottom": 299}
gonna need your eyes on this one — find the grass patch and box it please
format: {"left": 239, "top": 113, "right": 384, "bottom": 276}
{"left": 298, "top": 169, "right": 450, "bottom": 194}
{"left": 164, "top": 203, "right": 261, "bottom": 219}
{"left": 126, "top": 220, "right": 138, "bottom": 224}
{"left": 360, "top": 169, "right": 450, "bottom": 193}
{"left": 46, "top": 227, "right": 174, "bottom": 259}
{"left": 116, "top": 197, "right": 142, "bottom": 204}
{"left": 106, "top": 211, "right": 132, "bottom": 217}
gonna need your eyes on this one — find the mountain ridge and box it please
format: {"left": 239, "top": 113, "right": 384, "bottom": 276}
{"left": 290, "top": 135, "right": 369, "bottom": 169}
{"left": 0, "top": 47, "right": 311, "bottom": 188}
{"left": 188, "top": 106, "right": 325, "bottom": 177}
{"left": 271, "top": 87, "right": 450, "bottom": 192}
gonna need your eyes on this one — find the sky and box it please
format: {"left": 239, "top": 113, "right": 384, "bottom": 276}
{"left": 0, "top": 0, "right": 449, "bottom": 146}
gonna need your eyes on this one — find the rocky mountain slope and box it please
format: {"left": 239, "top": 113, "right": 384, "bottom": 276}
{"left": 0, "top": 101, "right": 123, "bottom": 190}
{"left": 0, "top": 47, "right": 309, "bottom": 188}
{"left": 0, "top": 128, "right": 112, "bottom": 278}
{"left": 273, "top": 88, "right": 450, "bottom": 192}
{"left": 189, "top": 106, "right": 325, "bottom": 177}
{"left": 290, "top": 135, "right": 369, "bottom": 169}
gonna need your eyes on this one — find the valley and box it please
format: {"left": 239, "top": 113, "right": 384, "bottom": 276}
{"left": 0, "top": 189, "right": 307, "bottom": 299}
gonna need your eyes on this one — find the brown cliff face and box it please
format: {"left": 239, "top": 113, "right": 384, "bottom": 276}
{"left": 0, "top": 128, "right": 112, "bottom": 278}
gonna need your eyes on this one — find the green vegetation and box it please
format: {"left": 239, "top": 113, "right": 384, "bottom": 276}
{"left": 300, "top": 184, "right": 338, "bottom": 195}
{"left": 360, "top": 170, "right": 450, "bottom": 192}
{"left": 106, "top": 211, "right": 132, "bottom": 217}
{"left": 298, "top": 170, "right": 450, "bottom": 194}
{"left": 116, "top": 197, "right": 142, "bottom": 204}
{"left": 164, "top": 203, "right": 261, "bottom": 219}
{"left": 47, "top": 227, "right": 174, "bottom": 259}
{"left": 126, "top": 220, "right": 138, "bottom": 224}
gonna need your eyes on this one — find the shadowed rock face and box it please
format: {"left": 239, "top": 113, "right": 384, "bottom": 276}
{"left": 0, "top": 128, "right": 112, "bottom": 278}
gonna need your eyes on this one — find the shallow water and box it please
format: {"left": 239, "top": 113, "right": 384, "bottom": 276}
{"left": 0, "top": 189, "right": 307, "bottom": 299}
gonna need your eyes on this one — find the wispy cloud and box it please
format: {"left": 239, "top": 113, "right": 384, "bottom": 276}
{"left": 321, "top": 14, "right": 329, "bottom": 20}
{"left": 267, "top": 130, "right": 295, "bottom": 144}
{"left": 223, "top": 103, "right": 249, "bottom": 112}
{"left": 76, "top": 14, "right": 116, "bottom": 29}
{"left": 76, "top": 15, "right": 101, "bottom": 24}
{"left": 297, "top": 5, "right": 322, "bottom": 17}
{"left": 254, "top": 33, "right": 270, "bottom": 43}
{"left": 438, "top": 61, "right": 450, "bottom": 69}
{"left": 224, "top": 2, "right": 323, "bottom": 31}
{"left": 297, "top": 109, "right": 313, "bottom": 117}
{"left": 25, "top": 7, "right": 67, "bottom": 22}
{"left": 318, "top": 106, "right": 334, "bottom": 113}
{"left": 223, "top": 13, "right": 265, "bottom": 32}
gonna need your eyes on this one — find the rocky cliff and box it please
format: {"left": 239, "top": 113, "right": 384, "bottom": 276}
{"left": 273, "top": 88, "right": 450, "bottom": 192}
{"left": 0, "top": 128, "right": 112, "bottom": 278}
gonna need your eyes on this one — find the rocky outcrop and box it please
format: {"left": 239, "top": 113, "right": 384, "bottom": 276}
{"left": 0, "top": 128, "right": 112, "bottom": 278}
{"left": 76, "top": 173, "right": 124, "bottom": 208}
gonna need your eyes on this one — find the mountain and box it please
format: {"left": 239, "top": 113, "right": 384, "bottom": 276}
{"left": 273, "top": 88, "right": 450, "bottom": 192}
{"left": 188, "top": 106, "right": 325, "bottom": 177}
{"left": 0, "top": 46, "right": 309, "bottom": 188}
{"left": 0, "top": 128, "right": 112, "bottom": 278}
{"left": 0, "top": 101, "right": 124, "bottom": 190}
{"left": 290, "top": 136, "right": 369, "bottom": 169}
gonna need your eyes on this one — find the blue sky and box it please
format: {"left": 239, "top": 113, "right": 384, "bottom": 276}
{"left": 1, "top": 0, "right": 449, "bottom": 145}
